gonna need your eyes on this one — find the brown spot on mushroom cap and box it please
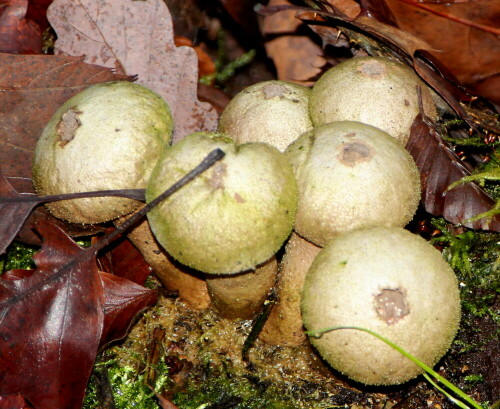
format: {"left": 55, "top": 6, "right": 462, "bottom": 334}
{"left": 374, "top": 288, "right": 410, "bottom": 325}
{"left": 262, "top": 83, "right": 288, "bottom": 99}
{"left": 357, "top": 60, "right": 386, "bottom": 79}
{"left": 208, "top": 162, "right": 226, "bottom": 189}
{"left": 234, "top": 192, "right": 246, "bottom": 203}
{"left": 337, "top": 141, "right": 373, "bottom": 166}
{"left": 56, "top": 107, "right": 82, "bottom": 146}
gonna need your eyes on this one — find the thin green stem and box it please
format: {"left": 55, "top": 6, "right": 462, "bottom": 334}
{"left": 307, "top": 326, "right": 483, "bottom": 409}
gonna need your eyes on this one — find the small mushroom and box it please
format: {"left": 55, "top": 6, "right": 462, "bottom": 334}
{"left": 145, "top": 132, "right": 297, "bottom": 275}
{"left": 285, "top": 121, "right": 421, "bottom": 246}
{"left": 218, "top": 80, "right": 312, "bottom": 152}
{"left": 32, "top": 81, "right": 173, "bottom": 224}
{"left": 301, "top": 227, "right": 461, "bottom": 385}
{"left": 309, "top": 56, "right": 437, "bottom": 145}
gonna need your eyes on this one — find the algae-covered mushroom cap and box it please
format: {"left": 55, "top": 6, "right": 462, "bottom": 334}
{"left": 32, "top": 81, "right": 174, "bottom": 224}
{"left": 218, "top": 80, "right": 313, "bottom": 152}
{"left": 309, "top": 56, "right": 437, "bottom": 145}
{"left": 146, "top": 132, "right": 298, "bottom": 275}
{"left": 285, "top": 121, "right": 421, "bottom": 247}
{"left": 301, "top": 227, "right": 461, "bottom": 386}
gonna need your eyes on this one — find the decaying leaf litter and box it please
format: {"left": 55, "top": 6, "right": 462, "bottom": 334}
{"left": 0, "top": 0, "right": 499, "bottom": 408}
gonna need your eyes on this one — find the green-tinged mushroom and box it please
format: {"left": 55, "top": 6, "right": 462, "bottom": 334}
{"left": 32, "top": 81, "right": 174, "bottom": 224}
{"left": 146, "top": 132, "right": 298, "bottom": 275}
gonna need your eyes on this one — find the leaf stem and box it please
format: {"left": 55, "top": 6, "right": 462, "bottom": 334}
{"left": 0, "top": 189, "right": 146, "bottom": 203}
{"left": 90, "top": 148, "right": 225, "bottom": 254}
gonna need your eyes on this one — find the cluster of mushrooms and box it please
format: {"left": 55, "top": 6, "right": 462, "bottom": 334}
{"left": 32, "top": 57, "right": 461, "bottom": 386}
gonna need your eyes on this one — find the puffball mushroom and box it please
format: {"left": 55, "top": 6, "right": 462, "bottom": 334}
{"left": 285, "top": 121, "right": 421, "bottom": 247}
{"left": 145, "top": 132, "right": 298, "bottom": 275}
{"left": 301, "top": 227, "right": 461, "bottom": 386}
{"left": 218, "top": 80, "right": 313, "bottom": 152}
{"left": 309, "top": 56, "right": 437, "bottom": 145}
{"left": 32, "top": 81, "right": 173, "bottom": 224}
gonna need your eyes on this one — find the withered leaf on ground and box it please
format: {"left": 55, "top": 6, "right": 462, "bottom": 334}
{"left": 406, "top": 113, "right": 500, "bottom": 232}
{"left": 0, "top": 174, "right": 37, "bottom": 254}
{"left": 262, "top": 0, "right": 327, "bottom": 84}
{"left": 0, "top": 0, "right": 42, "bottom": 54}
{"left": 95, "top": 229, "right": 153, "bottom": 286}
{"left": 0, "top": 393, "right": 34, "bottom": 409}
{"left": 0, "top": 53, "right": 132, "bottom": 182}
{"left": 0, "top": 219, "right": 157, "bottom": 407}
{"left": 0, "top": 219, "right": 104, "bottom": 409}
{"left": 47, "top": 0, "right": 218, "bottom": 142}
{"left": 383, "top": 0, "right": 500, "bottom": 105}
{"left": 99, "top": 271, "right": 157, "bottom": 348}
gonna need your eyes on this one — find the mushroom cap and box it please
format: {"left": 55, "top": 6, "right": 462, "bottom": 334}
{"left": 218, "top": 80, "right": 313, "bottom": 151}
{"left": 32, "top": 81, "right": 173, "bottom": 223}
{"left": 309, "top": 56, "right": 436, "bottom": 145}
{"left": 285, "top": 121, "right": 421, "bottom": 247}
{"left": 146, "top": 132, "right": 298, "bottom": 275}
{"left": 301, "top": 226, "right": 461, "bottom": 386}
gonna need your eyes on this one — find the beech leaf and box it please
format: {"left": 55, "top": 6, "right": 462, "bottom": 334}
{"left": 95, "top": 230, "right": 153, "bottom": 286}
{"left": 47, "top": 0, "right": 218, "bottom": 142}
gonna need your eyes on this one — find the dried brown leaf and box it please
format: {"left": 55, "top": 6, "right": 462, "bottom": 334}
{"left": 0, "top": 53, "right": 132, "bottom": 181}
{"left": 384, "top": 0, "right": 500, "bottom": 104}
{"left": 406, "top": 113, "right": 500, "bottom": 231}
{"left": 0, "top": 0, "right": 42, "bottom": 54}
{"left": 262, "top": 0, "right": 326, "bottom": 83}
{"left": 0, "top": 220, "right": 105, "bottom": 409}
{"left": 47, "top": 0, "right": 218, "bottom": 142}
{"left": 0, "top": 174, "right": 37, "bottom": 254}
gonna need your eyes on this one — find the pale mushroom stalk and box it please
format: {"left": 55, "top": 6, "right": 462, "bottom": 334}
{"left": 260, "top": 232, "right": 320, "bottom": 346}
{"left": 206, "top": 256, "right": 278, "bottom": 320}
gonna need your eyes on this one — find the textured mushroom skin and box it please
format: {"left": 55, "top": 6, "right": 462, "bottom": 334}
{"left": 309, "top": 57, "right": 436, "bottom": 145}
{"left": 301, "top": 227, "right": 461, "bottom": 386}
{"left": 146, "top": 132, "right": 298, "bottom": 275}
{"left": 260, "top": 232, "right": 321, "bottom": 346}
{"left": 32, "top": 81, "right": 174, "bottom": 224}
{"left": 218, "top": 80, "right": 313, "bottom": 151}
{"left": 206, "top": 256, "right": 278, "bottom": 319}
{"left": 285, "top": 121, "right": 421, "bottom": 246}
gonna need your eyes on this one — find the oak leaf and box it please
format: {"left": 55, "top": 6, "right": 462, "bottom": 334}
{"left": 47, "top": 0, "right": 218, "bottom": 142}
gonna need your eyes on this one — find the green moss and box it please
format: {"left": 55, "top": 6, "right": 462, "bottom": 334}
{"left": 199, "top": 28, "right": 256, "bottom": 87}
{"left": 172, "top": 369, "right": 294, "bottom": 409}
{"left": 83, "top": 348, "right": 170, "bottom": 409}
{"left": 431, "top": 218, "right": 499, "bottom": 349}
{"left": 0, "top": 242, "right": 37, "bottom": 273}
